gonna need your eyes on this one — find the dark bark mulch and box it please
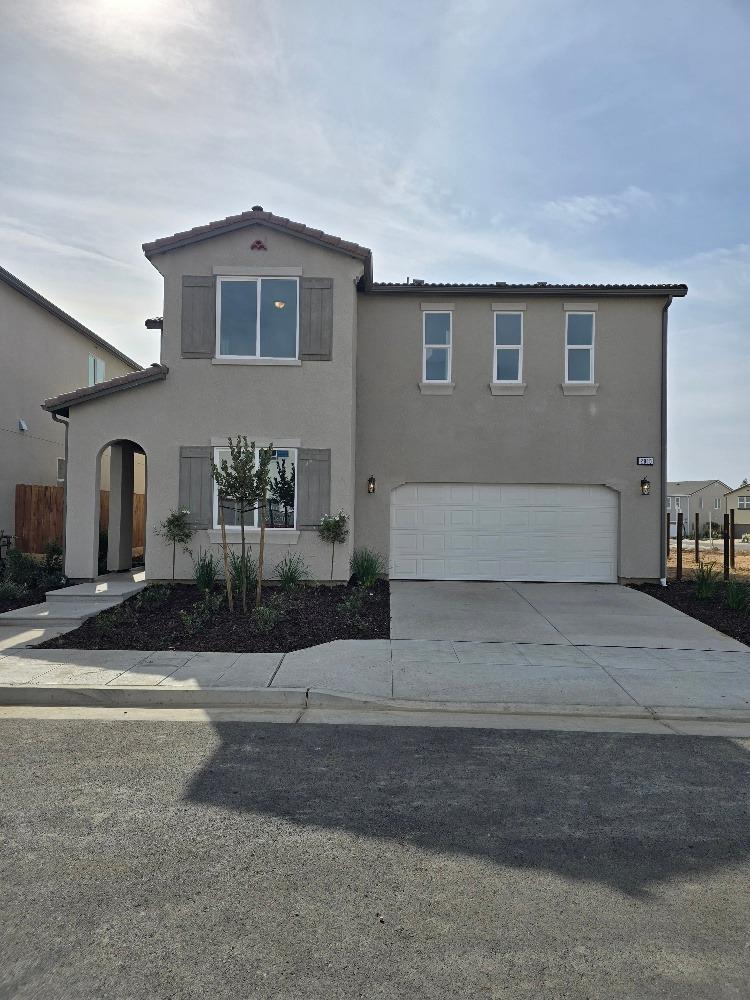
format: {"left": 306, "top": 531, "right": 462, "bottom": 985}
{"left": 37, "top": 581, "right": 391, "bottom": 653}
{"left": 0, "top": 587, "right": 47, "bottom": 616}
{"left": 632, "top": 581, "right": 750, "bottom": 646}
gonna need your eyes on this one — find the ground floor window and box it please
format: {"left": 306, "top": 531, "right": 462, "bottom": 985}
{"left": 213, "top": 446, "right": 297, "bottom": 528}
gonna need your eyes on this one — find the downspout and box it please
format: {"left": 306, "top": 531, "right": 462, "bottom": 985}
{"left": 659, "top": 297, "right": 672, "bottom": 586}
{"left": 50, "top": 410, "right": 69, "bottom": 565}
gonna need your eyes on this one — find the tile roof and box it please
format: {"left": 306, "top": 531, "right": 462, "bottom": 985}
{"left": 43, "top": 364, "right": 168, "bottom": 415}
{"left": 371, "top": 281, "right": 688, "bottom": 295}
{"left": 0, "top": 264, "right": 141, "bottom": 370}
{"left": 142, "top": 207, "right": 373, "bottom": 265}
{"left": 667, "top": 480, "right": 730, "bottom": 495}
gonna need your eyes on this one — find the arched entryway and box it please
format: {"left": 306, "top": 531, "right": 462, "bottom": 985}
{"left": 96, "top": 439, "right": 147, "bottom": 574}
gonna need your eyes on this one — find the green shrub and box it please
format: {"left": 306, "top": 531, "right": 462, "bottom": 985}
{"left": 350, "top": 547, "right": 385, "bottom": 588}
{"left": 694, "top": 561, "right": 720, "bottom": 599}
{"left": 339, "top": 587, "right": 365, "bottom": 621}
{"left": 42, "top": 541, "right": 63, "bottom": 575}
{"left": 742, "top": 533, "right": 750, "bottom": 544}
{"left": 193, "top": 548, "right": 220, "bottom": 596}
{"left": 274, "top": 552, "right": 310, "bottom": 590}
{"left": 318, "top": 510, "right": 350, "bottom": 580}
{"left": 251, "top": 602, "right": 282, "bottom": 632}
{"left": 5, "top": 549, "right": 41, "bottom": 588}
{"left": 179, "top": 592, "right": 224, "bottom": 634}
{"left": 136, "top": 584, "right": 171, "bottom": 609}
{"left": 0, "top": 577, "right": 27, "bottom": 602}
{"left": 724, "top": 578, "right": 750, "bottom": 613}
{"left": 229, "top": 549, "right": 257, "bottom": 596}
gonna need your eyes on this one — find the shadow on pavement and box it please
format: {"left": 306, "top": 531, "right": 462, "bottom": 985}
{"left": 187, "top": 723, "right": 750, "bottom": 896}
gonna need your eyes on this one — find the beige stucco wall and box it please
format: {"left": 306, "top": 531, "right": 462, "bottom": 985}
{"left": 63, "top": 226, "right": 364, "bottom": 580}
{"left": 0, "top": 279, "right": 139, "bottom": 539}
{"left": 667, "top": 483, "right": 729, "bottom": 532}
{"left": 726, "top": 489, "right": 750, "bottom": 533}
{"left": 354, "top": 292, "right": 669, "bottom": 581}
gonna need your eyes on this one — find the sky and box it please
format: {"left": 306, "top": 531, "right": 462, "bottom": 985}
{"left": 1, "top": 0, "right": 748, "bottom": 485}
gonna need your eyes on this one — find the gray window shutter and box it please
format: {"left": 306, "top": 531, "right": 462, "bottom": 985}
{"left": 181, "top": 276, "right": 215, "bottom": 358}
{"left": 299, "top": 278, "right": 333, "bottom": 361}
{"left": 178, "top": 446, "right": 213, "bottom": 528}
{"left": 297, "top": 448, "right": 331, "bottom": 529}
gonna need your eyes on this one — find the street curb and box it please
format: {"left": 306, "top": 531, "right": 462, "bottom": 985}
{"left": 0, "top": 683, "right": 748, "bottom": 724}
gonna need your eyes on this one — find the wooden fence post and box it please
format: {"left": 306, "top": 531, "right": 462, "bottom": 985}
{"left": 666, "top": 512, "right": 671, "bottom": 559}
{"left": 730, "top": 509, "right": 735, "bottom": 569}
{"left": 676, "top": 512, "right": 683, "bottom": 582}
{"left": 694, "top": 512, "right": 700, "bottom": 563}
{"left": 724, "top": 513, "right": 730, "bottom": 580}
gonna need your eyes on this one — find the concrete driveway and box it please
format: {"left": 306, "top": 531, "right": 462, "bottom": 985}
{"left": 390, "top": 581, "right": 747, "bottom": 651}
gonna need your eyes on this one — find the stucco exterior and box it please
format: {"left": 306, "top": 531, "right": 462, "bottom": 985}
{"left": 50, "top": 210, "right": 685, "bottom": 584}
{"left": 355, "top": 292, "right": 669, "bottom": 582}
{"left": 725, "top": 485, "right": 750, "bottom": 538}
{"left": 0, "top": 274, "right": 142, "bottom": 541}
{"left": 665, "top": 480, "right": 730, "bottom": 535}
{"left": 61, "top": 225, "right": 364, "bottom": 581}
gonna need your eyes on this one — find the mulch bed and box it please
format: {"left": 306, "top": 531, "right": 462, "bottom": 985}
{"left": 37, "top": 581, "right": 391, "bottom": 653}
{"left": 0, "top": 587, "right": 47, "bottom": 616}
{"left": 632, "top": 581, "right": 750, "bottom": 646}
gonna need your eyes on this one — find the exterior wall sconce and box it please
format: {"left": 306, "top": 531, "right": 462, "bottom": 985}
{"left": 367, "top": 475, "right": 376, "bottom": 494}
{"left": 640, "top": 477, "right": 651, "bottom": 495}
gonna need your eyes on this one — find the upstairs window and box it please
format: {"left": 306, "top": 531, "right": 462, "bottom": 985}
{"left": 88, "top": 354, "right": 105, "bottom": 385}
{"left": 422, "top": 311, "right": 452, "bottom": 382}
{"left": 217, "top": 277, "right": 298, "bottom": 359}
{"left": 714, "top": 497, "right": 721, "bottom": 509}
{"left": 739, "top": 496, "right": 750, "bottom": 510}
{"left": 565, "top": 312, "right": 595, "bottom": 383}
{"left": 213, "top": 446, "right": 297, "bottom": 528}
{"left": 674, "top": 496, "right": 681, "bottom": 510}
{"left": 493, "top": 312, "right": 523, "bottom": 383}
{"left": 666, "top": 496, "right": 672, "bottom": 509}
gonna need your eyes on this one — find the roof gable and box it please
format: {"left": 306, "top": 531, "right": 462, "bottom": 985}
{"left": 0, "top": 264, "right": 141, "bottom": 370}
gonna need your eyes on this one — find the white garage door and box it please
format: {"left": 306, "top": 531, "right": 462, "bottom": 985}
{"left": 390, "top": 484, "right": 618, "bottom": 583}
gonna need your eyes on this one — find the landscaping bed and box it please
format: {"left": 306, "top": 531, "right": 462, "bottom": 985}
{"left": 37, "top": 580, "right": 391, "bottom": 653}
{"left": 0, "top": 585, "right": 47, "bottom": 616}
{"left": 633, "top": 580, "right": 750, "bottom": 646}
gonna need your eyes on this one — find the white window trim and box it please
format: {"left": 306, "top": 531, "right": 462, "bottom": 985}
{"left": 212, "top": 445, "right": 298, "bottom": 530}
{"left": 492, "top": 310, "right": 524, "bottom": 385}
{"left": 88, "top": 354, "right": 105, "bottom": 386}
{"left": 666, "top": 496, "right": 672, "bottom": 509}
{"left": 565, "top": 312, "right": 595, "bottom": 384}
{"left": 714, "top": 497, "right": 721, "bottom": 509}
{"left": 215, "top": 275, "right": 300, "bottom": 361}
{"left": 738, "top": 496, "right": 750, "bottom": 510}
{"left": 422, "top": 310, "right": 452, "bottom": 384}
{"left": 674, "top": 496, "right": 681, "bottom": 510}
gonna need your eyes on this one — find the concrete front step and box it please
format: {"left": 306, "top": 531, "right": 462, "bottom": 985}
{"left": 0, "top": 602, "right": 109, "bottom": 628}
{"left": 46, "top": 580, "right": 145, "bottom": 604}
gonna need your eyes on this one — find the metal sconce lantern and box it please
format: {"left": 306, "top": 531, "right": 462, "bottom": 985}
{"left": 640, "top": 477, "right": 651, "bottom": 496}
{"left": 367, "top": 475, "right": 376, "bottom": 494}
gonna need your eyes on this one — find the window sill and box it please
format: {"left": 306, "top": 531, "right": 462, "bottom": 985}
{"left": 561, "top": 382, "right": 599, "bottom": 395}
{"left": 489, "top": 382, "right": 526, "bottom": 396}
{"left": 418, "top": 382, "right": 455, "bottom": 395}
{"left": 207, "top": 528, "right": 300, "bottom": 544}
{"left": 212, "top": 357, "right": 302, "bottom": 367}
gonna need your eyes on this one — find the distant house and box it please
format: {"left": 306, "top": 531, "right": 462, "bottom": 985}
{"left": 724, "top": 483, "right": 750, "bottom": 539}
{"left": 665, "top": 480, "right": 731, "bottom": 536}
{"left": 0, "top": 265, "right": 143, "bottom": 542}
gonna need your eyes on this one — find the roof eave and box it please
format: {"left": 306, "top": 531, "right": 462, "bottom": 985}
{"left": 366, "top": 284, "right": 688, "bottom": 297}
{"left": 43, "top": 364, "right": 169, "bottom": 417}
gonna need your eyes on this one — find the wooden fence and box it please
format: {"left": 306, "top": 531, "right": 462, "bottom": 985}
{"left": 14, "top": 484, "right": 146, "bottom": 554}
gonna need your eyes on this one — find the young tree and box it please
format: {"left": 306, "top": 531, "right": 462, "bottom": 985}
{"left": 318, "top": 510, "right": 349, "bottom": 582}
{"left": 254, "top": 445, "right": 274, "bottom": 608}
{"left": 269, "top": 459, "right": 295, "bottom": 527}
{"left": 154, "top": 509, "right": 193, "bottom": 581}
{"left": 211, "top": 437, "right": 259, "bottom": 614}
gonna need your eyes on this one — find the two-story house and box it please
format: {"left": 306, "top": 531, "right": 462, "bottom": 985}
{"left": 724, "top": 483, "right": 750, "bottom": 539}
{"left": 0, "top": 265, "right": 143, "bottom": 545}
{"left": 665, "top": 480, "right": 731, "bottom": 536}
{"left": 43, "top": 208, "right": 687, "bottom": 584}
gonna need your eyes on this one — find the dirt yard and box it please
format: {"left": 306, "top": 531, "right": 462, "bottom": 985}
{"left": 667, "top": 545, "right": 750, "bottom": 581}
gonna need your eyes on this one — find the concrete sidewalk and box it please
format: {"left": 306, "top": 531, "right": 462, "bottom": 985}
{"left": 2, "top": 639, "right": 750, "bottom": 735}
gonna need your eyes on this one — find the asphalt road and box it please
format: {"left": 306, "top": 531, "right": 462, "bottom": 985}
{"left": 1, "top": 720, "right": 749, "bottom": 1000}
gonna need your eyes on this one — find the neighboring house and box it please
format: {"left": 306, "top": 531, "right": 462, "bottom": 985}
{"left": 724, "top": 484, "right": 750, "bottom": 539}
{"left": 665, "top": 480, "right": 730, "bottom": 536}
{"left": 0, "top": 265, "right": 145, "bottom": 545}
{"left": 43, "top": 207, "right": 687, "bottom": 584}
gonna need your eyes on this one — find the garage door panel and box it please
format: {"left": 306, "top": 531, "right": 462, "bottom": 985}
{"left": 390, "top": 483, "right": 618, "bottom": 582}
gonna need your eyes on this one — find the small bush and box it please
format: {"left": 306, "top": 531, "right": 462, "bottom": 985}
{"left": 136, "top": 584, "right": 171, "bottom": 609}
{"left": 274, "top": 552, "right": 310, "bottom": 590}
{"left": 724, "top": 578, "right": 750, "bottom": 613}
{"left": 179, "top": 592, "right": 224, "bottom": 634}
{"left": 251, "top": 602, "right": 282, "bottom": 632}
{"left": 0, "top": 577, "right": 27, "bottom": 602}
{"left": 193, "top": 548, "right": 220, "bottom": 596}
{"left": 350, "top": 547, "right": 385, "bottom": 588}
{"left": 229, "top": 549, "right": 257, "bottom": 596}
{"left": 339, "top": 587, "right": 365, "bottom": 622}
{"left": 742, "top": 533, "right": 750, "bottom": 544}
{"left": 5, "top": 549, "right": 41, "bottom": 588}
{"left": 42, "top": 541, "right": 63, "bottom": 575}
{"left": 694, "top": 561, "right": 720, "bottom": 599}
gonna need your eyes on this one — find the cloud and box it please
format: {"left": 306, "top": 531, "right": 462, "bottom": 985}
{"left": 539, "top": 186, "right": 655, "bottom": 228}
